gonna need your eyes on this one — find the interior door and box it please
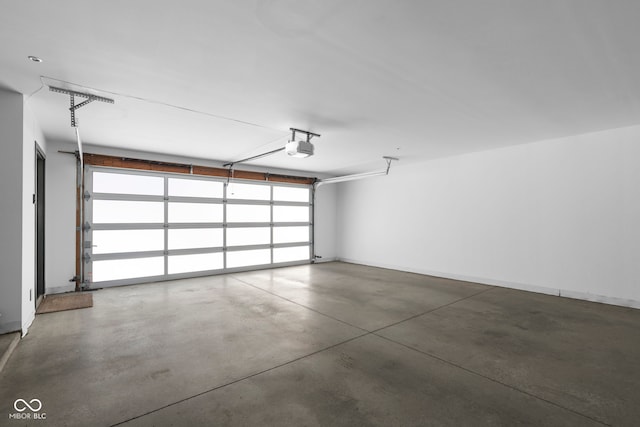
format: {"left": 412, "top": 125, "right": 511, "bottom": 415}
{"left": 35, "top": 145, "right": 46, "bottom": 303}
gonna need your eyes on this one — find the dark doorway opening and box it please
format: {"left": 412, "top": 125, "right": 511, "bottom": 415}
{"left": 36, "top": 144, "right": 45, "bottom": 306}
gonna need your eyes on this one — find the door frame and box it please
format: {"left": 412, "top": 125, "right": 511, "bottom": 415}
{"left": 35, "top": 142, "right": 46, "bottom": 307}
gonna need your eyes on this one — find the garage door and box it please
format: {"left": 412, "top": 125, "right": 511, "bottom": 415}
{"left": 84, "top": 167, "right": 312, "bottom": 287}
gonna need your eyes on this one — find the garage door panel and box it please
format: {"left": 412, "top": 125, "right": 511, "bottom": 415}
{"left": 227, "top": 249, "right": 271, "bottom": 269}
{"left": 93, "top": 172, "right": 164, "bottom": 196}
{"left": 273, "top": 206, "right": 310, "bottom": 223}
{"left": 92, "top": 257, "right": 165, "bottom": 282}
{"left": 92, "top": 230, "right": 165, "bottom": 254}
{"left": 168, "top": 253, "right": 223, "bottom": 274}
{"left": 273, "top": 186, "right": 309, "bottom": 202}
{"left": 168, "top": 228, "right": 223, "bottom": 250}
{"left": 227, "top": 182, "right": 270, "bottom": 200}
{"left": 227, "top": 227, "right": 270, "bottom": 247}
{"left": 168, "top": 178, "right": 223, "bottom": 198}
{"left": 92, "top": 200, "right": 164, "bottom": 223}
{"left": 274, "top": 245, "right": 311, "bottom": 263}
{"left": 168, "top": 202, "right": 223, "bottom": 223}
{"left": 273, "top": 226, "right": 310, "bottom": 244}
{"left": 226, "top": 204, "right": 270, "bottom": 223}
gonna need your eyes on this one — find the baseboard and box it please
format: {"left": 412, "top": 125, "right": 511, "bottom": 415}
{"left": 336, "top": 257, "right": 640, "bottom": 310}
{"left": 313, "top": 256, "right": 337, "bottom": 264}
{"left": 21, "top": 310, "right": 35, "bottom": 337}
{"left": 559, "top": 289, "right": 640, "bottom": 309}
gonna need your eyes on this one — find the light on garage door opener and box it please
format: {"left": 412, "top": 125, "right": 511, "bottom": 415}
{"left": 285, "top": 128, "right": 318, "bottom": 158}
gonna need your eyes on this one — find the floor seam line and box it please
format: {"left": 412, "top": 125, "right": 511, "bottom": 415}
{"left": 373, "top": 334, "right": 611, "bottom": 427}
{"left": 229, "top": 275, "right": 371, "bottom": 333}
{"left": 370, "top": 286, "right": 496, "bottom": 334}
{"left": 110, "top": 332, "right": 372, "bottom": 427}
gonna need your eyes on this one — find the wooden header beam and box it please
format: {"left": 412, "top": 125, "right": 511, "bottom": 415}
{"left": 83, "top": 153, "right": 317, "bottom": 185}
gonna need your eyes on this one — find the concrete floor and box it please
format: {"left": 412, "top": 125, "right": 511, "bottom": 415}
{"left": 1, "top": 262, "right": 639, "bottom": 426}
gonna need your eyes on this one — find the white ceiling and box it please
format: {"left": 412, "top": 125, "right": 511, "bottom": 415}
{"left": 2, "top": 1, "right": 640, "bottom": 174}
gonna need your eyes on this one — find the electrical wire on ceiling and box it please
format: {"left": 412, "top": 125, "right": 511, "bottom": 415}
{"left": 39, "top": 75, "right": 297, "bottom": 172}
{"left": 37, "top": 76, "right": 399, "bottom": 183}
{"left": 39, "top": 76, "right": 296, "bottom": 170}
{"left": 39, "top": 75, "right": 284, "bottom": 132}
{"left": 25, "top": 75, "right": 46, "bottom": 101}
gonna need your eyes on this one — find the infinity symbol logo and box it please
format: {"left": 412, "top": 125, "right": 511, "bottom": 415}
{"left": 14, "top": 398, "right": 42, "bottom": 412}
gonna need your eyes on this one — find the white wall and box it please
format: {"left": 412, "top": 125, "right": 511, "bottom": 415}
{"left": 21, "top": 101, "right": 47, "bottom": 332}
{"left": 45, "top": 141, "right": 339, "bottom": 292}
{"left": 314, "top": 183, "right": 337, "bottom": 261}
{"left": 0, "top": 88, "right": 47, "bottom": 335}
{"left": 337, "top": 125, "right": 640, "bottom": 308}
{"left": 0, "top": 89, "right": 24, "bottom": 334}
{"left": 44, "top": 140, "right": 77, "bottom": 294}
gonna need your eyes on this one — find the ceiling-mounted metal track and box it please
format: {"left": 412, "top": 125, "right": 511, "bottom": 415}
{"left": 223, "top": 128, "right": 320, "bottom": 168}
{"left": 315, "top": 156, "right": 399, "bottom": 187}
{"left": 290, "top": 128, "right": 321, "bottom": 142}
{"left": 49, "top": 86, "right": 114, "bottom": 127}
{"left": 222, "top": 147, "right": 285, "bottom": 168}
